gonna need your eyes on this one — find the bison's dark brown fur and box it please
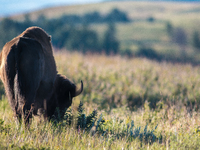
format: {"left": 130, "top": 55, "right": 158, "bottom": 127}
{"left": 0, "top": 26, "right": 83, "bottom": 124}
{"left": 46, "top": 74, "right": 83, "bottom": 120}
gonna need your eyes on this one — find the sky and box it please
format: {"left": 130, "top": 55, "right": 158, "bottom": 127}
{"left": 0, "top": 0, "right": 102, "bottom": 17}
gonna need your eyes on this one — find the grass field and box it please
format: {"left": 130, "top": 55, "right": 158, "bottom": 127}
{"left": 1, "top": 51, "right": 200, "bottom": 149}
{"left": 1, "top": 1, "right": 200, "bottom": 149}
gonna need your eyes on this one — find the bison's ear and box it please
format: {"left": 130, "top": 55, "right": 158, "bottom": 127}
{"left": 74, "top": 80, "right": 83, "bottom": 97}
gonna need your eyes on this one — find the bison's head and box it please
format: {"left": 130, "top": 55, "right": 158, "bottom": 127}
{"left": 54, "top": 74, "right": 83, "bottom": 108}
{"left": 46, "top": 74, "right": 83, "bottom": 119}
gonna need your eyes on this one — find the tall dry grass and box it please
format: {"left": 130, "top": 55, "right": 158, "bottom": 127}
{"left": 0, "top": 51, "right": 200, "bottom": 149}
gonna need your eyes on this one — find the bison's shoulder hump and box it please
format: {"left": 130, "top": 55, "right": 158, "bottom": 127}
{"left": 18, "top": 37, "right": 41, "bottom": 48}
{"left": 18, "top": 37, "right": 43, "bottom": 52}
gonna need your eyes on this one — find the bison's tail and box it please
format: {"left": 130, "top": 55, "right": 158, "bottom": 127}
{"left": 14, "top": 38, "right": 25, "bottom": 107}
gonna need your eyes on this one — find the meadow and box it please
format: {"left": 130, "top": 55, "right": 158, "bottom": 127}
{"left": 1, "top": 1, "right": 200, "bottom": 149}
{"left": 1, "top": 51, "right": 200, "bottom": 149}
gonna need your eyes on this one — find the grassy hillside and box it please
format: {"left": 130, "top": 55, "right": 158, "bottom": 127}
{"left": 11, "top": 1, "right": 200, "bottom": 23}
{"left": 8, "top": 1, "right": 200, "bottom": 64}
{"left": 1, "top": 51, "right": 200, "bottom": 149}
{"left": 11, "top": 1, "right": 200, "bottom": 30}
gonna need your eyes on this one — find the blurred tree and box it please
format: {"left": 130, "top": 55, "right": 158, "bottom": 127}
{"left": 104, "top": 8, "right": 130, "bottom": 23}
{"left": 166, "top": 22, "right": 174, "bottom": 37}
{"left": 147, "top": 16, "right": 155, "bottom": 23}
{"left": 173, "top": 27, "right": 187, "bottom": 45}
{"left": 52, "top": 26, "right": 71, "bottom": 48}
{"left": 65, "top": 25, "right": 99, "bottom": 53}
{"left": 83, "top": 11, "right": 102, "bottom": 23}
{"left": 173, "top": 27, "right": 188, "bottom": 57}
{"left": 102, "top": 23, "right": 119, "bottom": 54}
{"left": 0, "top": 18, "right": 21, "bottom": 48}
{"left": 36, "top": 15, "right": 48, "bottom": 27}
{"left": 136, "top": 46, "right": 161, "bottom": 61}
{"left": 24, "top": 14, "right": 32, "bottom": 24}
{"left": 192, "top": 31, "right": 200, "bottom": 51}
{"left": 59, "top": 9, "right": 129, "bottom": 24}
{"left": 61, "top": 15, "right": 82, "bottom": 24}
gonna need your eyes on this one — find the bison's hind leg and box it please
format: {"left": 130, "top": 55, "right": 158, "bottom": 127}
{"left": 22, "top": 103, "right": 35, "bottom": 126}
{"left": 16, "top": 38, "right": 44, "bottom": 126}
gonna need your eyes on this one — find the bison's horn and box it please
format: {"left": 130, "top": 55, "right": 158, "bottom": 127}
{"left": 74, "top": 80, "right": 83, "bottom": 97}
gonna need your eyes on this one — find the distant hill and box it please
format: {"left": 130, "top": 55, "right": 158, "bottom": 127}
{"left": 7, "top": 0, "right": 200, "bottom": 21}
{"left": 1, "top": 0, "right": 199, "bottom": 17}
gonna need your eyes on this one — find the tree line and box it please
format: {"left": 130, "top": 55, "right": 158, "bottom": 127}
{"left": 59, "top": 8, "right": 130, "bottom": 24}
{"left": 0, "top": 8, "right": 130, "bottom": 54}
{"left": 1, "top": 8, "right": 200, "bottom": 63}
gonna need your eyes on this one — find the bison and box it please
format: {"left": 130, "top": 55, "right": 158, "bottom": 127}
{"left": 0, "top": 26, "right": 83, "bottom": 125}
